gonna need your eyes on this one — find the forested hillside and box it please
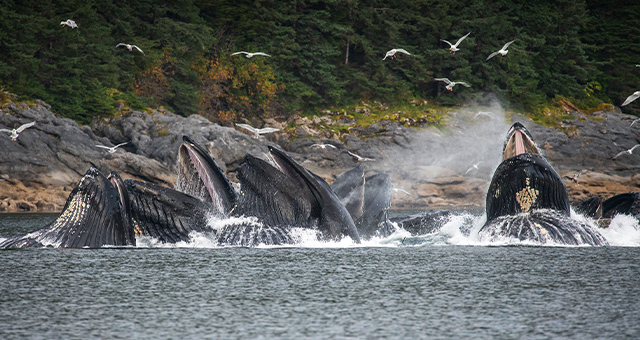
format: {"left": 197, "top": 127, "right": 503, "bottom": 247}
{"left": 1, "top": 0, "right": 639, "bottom": 125}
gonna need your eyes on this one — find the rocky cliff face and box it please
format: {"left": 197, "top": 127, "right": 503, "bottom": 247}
{"left": 1, "top": 100, "right": 638, "bottom": 212}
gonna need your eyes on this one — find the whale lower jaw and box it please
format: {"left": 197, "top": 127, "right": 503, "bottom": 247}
{"left": 480, "top": 210, "right": 608, "bottom": 246}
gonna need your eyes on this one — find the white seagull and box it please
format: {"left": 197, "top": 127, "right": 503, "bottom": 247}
{"left": 346, "top": 150, "right": 374, "bottom": 162}
{"left": 0, "top": 121, "right": 36, "bottom": 141}
{"left": 60, "top": 19, "right": 78, "bottom": 29}
{"left": 434, "top": 78, "right": 471, "bottom": 91}
{"left": 96, "top": 142, "right": 129, "bottom": 154}
{"left": 116, "top": 43, "right": 145, "bottom": 55}
{"left": 465, "top": 161, "right": 483, "bottom": 175}
{"left": 474, "top": 111, "right": 494, "bottom": 118}
{"left": 630, "top": 118, "right": 640, "bottom": 128}
{"left": 613, "top": 144, "right": 640, "bottom": 159}
{"left": 392, "top": 188, "right": 412, "bottom": 196}
{"left": 382, "top": 48, "right": 411, "bottom": 60}
{"left": 236, "top": 123, "right": 279, "bottom": 139}
{"left": 231, "top": 52, "right": 271, "bottom": 58}
{"left": 485, "top": 40, "right": 516, "bottom": 61}
{"left": 311, "top": 143, "right": 337, "bottom": 149}
{"left": 621, "top": 91, "right": 640, "bottom": 106}
{"left": 441, "top": 32, "right": 471, "bottom": 54}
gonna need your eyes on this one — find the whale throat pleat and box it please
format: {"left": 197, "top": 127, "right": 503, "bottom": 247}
{"left": 124, "top": 180, "right": 210, "bottom": 244}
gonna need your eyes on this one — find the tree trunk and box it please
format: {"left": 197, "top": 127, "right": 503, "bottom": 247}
{"left": 345, "top": 39, "right": 350, "bottom": 65}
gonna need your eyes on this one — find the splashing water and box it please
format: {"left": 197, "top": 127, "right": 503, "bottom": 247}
{"left": 130, "top": 208, "right": 640, "bottom": 248}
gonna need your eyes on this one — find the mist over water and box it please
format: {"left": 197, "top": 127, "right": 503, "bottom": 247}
{"left": 384, "top": 99, "right": 513, "bottom": 180}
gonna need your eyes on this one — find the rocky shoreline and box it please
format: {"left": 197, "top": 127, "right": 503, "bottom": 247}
{"left": 1, "top": 100, "right": 639, "bottom": 213}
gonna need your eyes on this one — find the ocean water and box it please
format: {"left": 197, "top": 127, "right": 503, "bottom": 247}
{"left": 1, "top": 212, "right": 640, "bottom": 339}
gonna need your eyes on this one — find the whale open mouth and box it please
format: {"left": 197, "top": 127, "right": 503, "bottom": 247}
{"left": 502, "top": 123, "right": 539, "bottom": 161}
{"left": 177, "top": 136, "right": 236, "bottom": 215}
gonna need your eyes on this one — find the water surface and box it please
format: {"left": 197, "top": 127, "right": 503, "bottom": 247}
{"left": 1, "top": 213, "right": 639, "bottom": 339}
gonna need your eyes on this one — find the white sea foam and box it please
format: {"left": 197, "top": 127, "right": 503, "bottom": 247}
{"left": 600, "top": 214, "right": 640, "bottom": 246}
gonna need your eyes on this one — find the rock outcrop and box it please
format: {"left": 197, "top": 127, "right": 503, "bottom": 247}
{"left": 1, "top": 100, "right": 638, "bottom": 212}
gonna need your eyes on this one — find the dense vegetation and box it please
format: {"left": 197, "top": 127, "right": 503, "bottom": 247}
{"left": 0, "top": 0, "right": 639, "bottom": 125}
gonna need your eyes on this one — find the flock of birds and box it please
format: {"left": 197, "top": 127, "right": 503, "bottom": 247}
{"left": 2, "top": 20, "right": 640, "bottom": 167}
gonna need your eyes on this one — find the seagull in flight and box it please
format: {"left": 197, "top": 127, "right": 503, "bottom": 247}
{"left": 60, "top": 19, "right": 78, "bottom": 29}
{"left": 311, "top": 143, "right": 337, "bottom": 149}
{"left": 383, "top": 48, "right": 411, "bottom": 60}
{"left": 486, "top": 40, "right": 516, "bottom": 61}
{"left": 116, "top": 43, "right": 145, "bottom": 55}
{"left": 563, "top": 169, "right": 588, "bottom": 183}
{"left": 96, "top": 142, "right": 129, "bottom": 154}
{"left": 346, "top": 150, "right": 374, "bottom": 162}
{"left": 613, "top": 144, "right": 640, "bottom": 159}
{"left": 0, "top": 121, "right": 36, "bottom": 141}
{"left": 441, "top": 32, "right": 471, "bottom": 53}
{"left": 236, "top": 123, "right": 279, "bottom": 139}
{"left": 621, "top": 91, "right": 640, "bottom": 106}
{"left": 474, "top": 111, "right": 494, "bottom": 118}
{"left": 630, "top": 118, "right": 640, "bottom": 128}
{"left": 231, "top": 52, "right": 271, "bottom": 58}
{"left": 435, "top": 78, "right": 471, "bottom": 91}
{"left": 392, "top": 188, "right": 412, "bottom": 196}
{"left": 465, "top": 161, "right": 483, "bottom": 175}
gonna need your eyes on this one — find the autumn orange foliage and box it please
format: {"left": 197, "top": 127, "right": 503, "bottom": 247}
{"left": 194, "top": 55, "right": 282, "bottom": 124}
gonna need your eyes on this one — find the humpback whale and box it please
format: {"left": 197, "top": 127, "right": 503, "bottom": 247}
{"left": 268, "top": 146, "right": 361, "bottom": 242}
{"left": 480, "top": 123, "right": 607, "bottom": 246}
{"left": 354, "top": 173, "right": 395, "bottom": 239}
{"left": 1, "top": 137, "right": 368, "bottom": 248}
{"left": 602, "top": 192, "right": 640, "bottom": 219}
{"left": 330, "top": 167, "right": 396, "bottom": 240}
{"left": 233, "top": 146, "right": 361, "bottom": 243}
{"left": 0, "top": 168, "right": 135, "bottom": 248}
{"left": 331, "top": 165, "right": 365, "bottom": 222}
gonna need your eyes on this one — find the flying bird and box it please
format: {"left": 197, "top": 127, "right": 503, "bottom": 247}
{"left": 346, "top": 150, "right": 374, "bottom": 162}
{"left": 392, "top": 188, "right": 412, "bottom": 196}
{"left": 613, "top": 144, "right": 640, "bottom": 159}
{"left": 465, "top": 161, "right": 483, "bottom": 175}
{"left": 434, "top": 78, "right": 471, "bottom": 91}
{"left": 311, "top": 143, "right": 337, "bottom": 149}
{"left": 96, "top": 142, "right": 129, "bottom": 154}
{"left": 474, "top": 111, "right": 494, "bottom": 118}
{"left": 486, "top": 40, "right": 516, "bottom": 61}
{"left": 116, "top": 43, "right": 145, "bottom": 55}
{"left": 383, "top": 48, "right": 411, "bottom": 60}
{"left": 235, "top": 123, "right": 279, "bottom": 139}
{"left": 0, "top": 121, "right": 36, "bottom": 141}
{"left": 231, "top": 52, "right": 271, "bottom": 58}
{"left": 60, "top": 19, "right": 78, "bottom": 29}
{"left": 630, "top": 118, "right": 640, "bottom": 128}
{"left": 441, "top": 32, "right": 471, "bottom": 53}
{"left": 563, "top": 169, "right": 588, "bottom": 183}
{"left": 621, "top": 91, "right": 640, "bottom": 106}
